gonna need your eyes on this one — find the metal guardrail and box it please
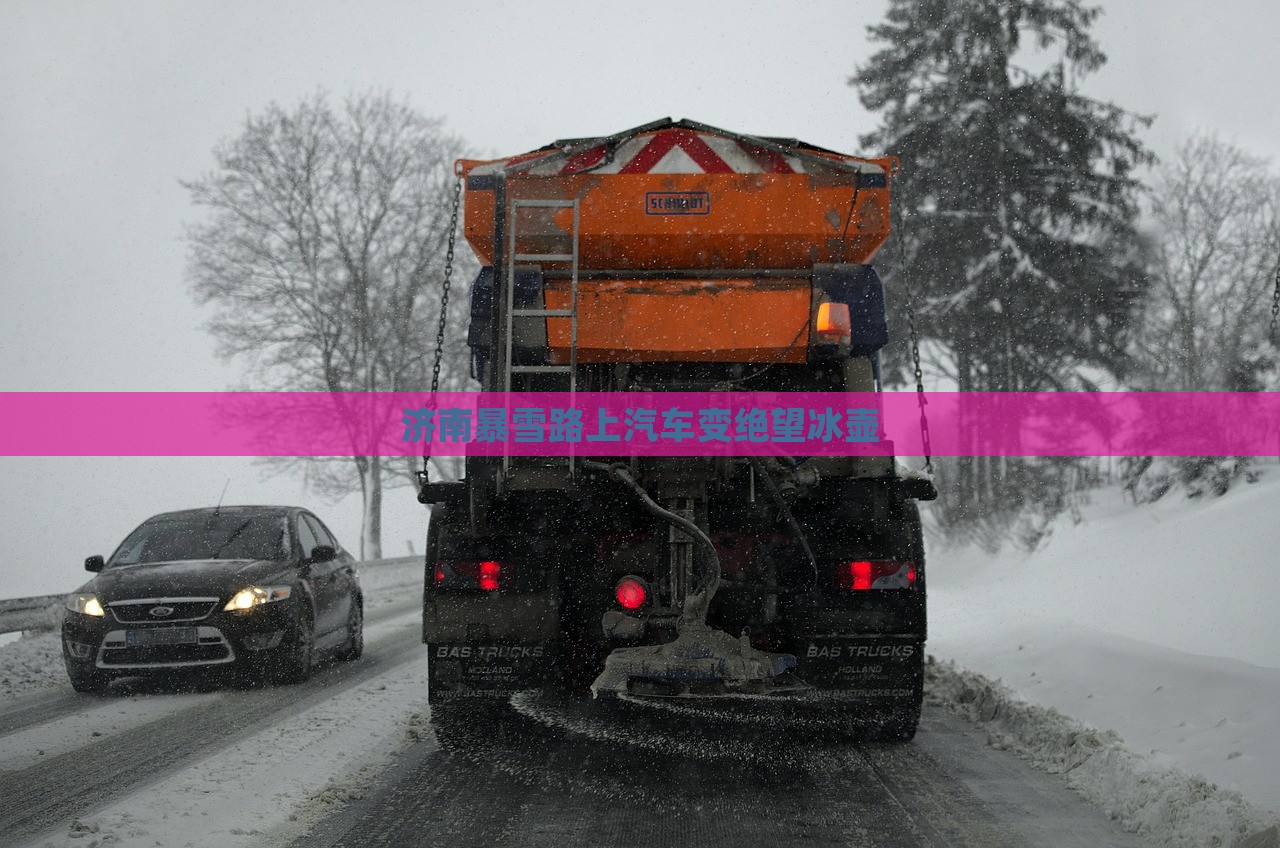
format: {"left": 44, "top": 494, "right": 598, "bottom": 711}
{"left": 0, "top": 555, "right": 422, "bottom": 637}
{"left": 0, "top": 594, "right": 64, "bottom": 635}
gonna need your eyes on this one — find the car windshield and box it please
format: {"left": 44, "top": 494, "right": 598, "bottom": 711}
{"left": 108, "top": 515, "right": 288, "bottom": 566}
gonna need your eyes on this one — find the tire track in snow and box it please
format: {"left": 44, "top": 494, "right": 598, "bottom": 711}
{"left": 294, "top": 700, "right": 1140, "bottom": 848}
{"left": 0, "top": 688, "right": 106, "bottom": 738}
{"left": 0, "top": 602, "right": 422, "bottom": 847}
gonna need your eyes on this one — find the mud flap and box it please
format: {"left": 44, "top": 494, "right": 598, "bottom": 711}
{"left": 427, "top": 641, "right": 556, "bottom": 704}
{"left": 789, "top": 635, "right": 923, "bottom": 708}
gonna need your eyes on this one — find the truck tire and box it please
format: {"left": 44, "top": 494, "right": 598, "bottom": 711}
{"left": 813, "top": 495, "right": 925, "bottom": 743}
{"left": 869, "top": 650, "right": 923, "bottom": 743}
{"left": 430, "top": 701, "right": 520, "bottom": 752}
{"left": 872, "top": 706, "right": 921, "bottom": 742}
{"left": 429, "top": 702, "right": 468, "bottom": 751}
{"left": 878, "top": 499, "right": 924, "bottom": 742}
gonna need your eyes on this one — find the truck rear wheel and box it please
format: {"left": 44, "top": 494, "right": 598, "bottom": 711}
{"left": 430, "top": 700, "right": 522, "bottom": 752}
{"left": 872, "top": 710, "right": 921, "bottom": 742}
{"left": 868, "top": 650, "right": 923, "bottom": 743}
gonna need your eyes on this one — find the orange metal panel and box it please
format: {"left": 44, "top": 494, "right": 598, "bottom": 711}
{"left": 541, "top": 278, "right": 810, "bottom": 364}
{"left": 459, "top": 170, "right": 892, "bottom": 271}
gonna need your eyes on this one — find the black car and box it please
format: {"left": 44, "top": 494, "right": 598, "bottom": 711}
{"left": 62, "top": 506, "right": 363, "bottom": 694}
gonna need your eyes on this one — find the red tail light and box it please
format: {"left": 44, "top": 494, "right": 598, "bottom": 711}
{"left": 837, "top": 560, "right": 916, "bottom": 590}
{"left": 434, "top": 560, "right": 504, "bottom": 592}
{"left": 615, "top": 576, "right": 648, "bottom": 610}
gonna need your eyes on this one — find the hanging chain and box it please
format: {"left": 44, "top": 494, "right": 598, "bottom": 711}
{"left": 422, "top": 175, "right": 463, "bottom": 480}
{"left": 1269, "top": 258, "right": 1279, "bottom": 346}
{"left": 891, "top": 185, "right": 933, "bottom": 476}
{"left": 906, "top": 296, "right": 934, "bottom": 475}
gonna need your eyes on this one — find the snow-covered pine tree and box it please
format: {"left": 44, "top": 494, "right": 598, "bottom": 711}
{"left": 854, "top": 0, "right": 1151, "bottom": 393}
{"left": 852, "top": 0, "right": 1154, "bottom": 531}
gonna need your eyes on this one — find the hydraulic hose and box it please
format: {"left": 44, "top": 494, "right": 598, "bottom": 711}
{"left": 748, "top": 457, "right": 820, "bottom": 593}
{"left": 580, "top": 460, "right": 721, "bottom": 628}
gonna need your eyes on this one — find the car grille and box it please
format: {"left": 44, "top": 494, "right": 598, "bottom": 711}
{"left": 99, "top": 643, "right": 232, "bottom": 666}
{"left": 109, "top": 598, "right": 219, "bottom": 623}
{"left": 97, "top": 626, "right": 234, "bottom": 668}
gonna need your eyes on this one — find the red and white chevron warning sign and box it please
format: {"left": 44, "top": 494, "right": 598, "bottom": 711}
{"left": 469, "top": 123, "right": 885, "bottom": 177}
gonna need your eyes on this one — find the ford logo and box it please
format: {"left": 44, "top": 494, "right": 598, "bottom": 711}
{"left": 149, "top": 606, "right": 174, "bottom": 617}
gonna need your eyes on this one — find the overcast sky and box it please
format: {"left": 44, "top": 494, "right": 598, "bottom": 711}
{"left": 3, "top": 0, "right": 1279, "bottom": 596}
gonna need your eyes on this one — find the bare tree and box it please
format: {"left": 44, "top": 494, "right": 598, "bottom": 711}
{"left": 185, "top": 92, "right": 474, "bottom": 558}
{"left": 1135, "top": 133, "right": 1280, "bottom": 393}
{"left": 1123, "top": 134, "right": 1280, "bottom": 502}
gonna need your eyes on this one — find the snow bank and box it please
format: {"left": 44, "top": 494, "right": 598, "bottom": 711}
{"left": 931, "top": 618, "right": 1280, "bottom": 814}
{"left": 928, "top": 470, "right": 1280, "bottom": 668}
{"left": 927, "top": 469, "right": 1280, "bottom": 844}
{"left": 0, "top": 630, "right": 64, "bottom": 701}
{"left": 926, "top": 657, "right": 1279, "bottom": 848}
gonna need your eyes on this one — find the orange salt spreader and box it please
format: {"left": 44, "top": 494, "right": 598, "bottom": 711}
{"left": 457, "top": 118, "right": 898, "bottom": 376}
{"left": 424, "top": 121, "right": 936, "bottom": 719}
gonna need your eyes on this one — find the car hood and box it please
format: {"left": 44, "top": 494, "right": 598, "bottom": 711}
{"left": 88, "top": 559, "right": 293, "bottom": 602}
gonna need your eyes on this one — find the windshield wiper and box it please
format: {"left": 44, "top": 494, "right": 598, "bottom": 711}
{"left": 208, "top": 519, "right": 254, "bottom": 559}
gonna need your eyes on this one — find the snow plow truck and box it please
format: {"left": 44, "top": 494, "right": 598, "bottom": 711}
{"left": 418, "top": 118, "right": 935, "bottom": 741}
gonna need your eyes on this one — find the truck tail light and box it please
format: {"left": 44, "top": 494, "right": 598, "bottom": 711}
{"left": 815, "top": 302, "right": 851, "bottom": 343}
{"left": 614, "top": 576, "right": 648, "bottom": 610}
{"left": 837, "top": 560, "right": 916, "bottom": 590}
{"left": 434, "top": 560, "right": 504, "bottom": 592}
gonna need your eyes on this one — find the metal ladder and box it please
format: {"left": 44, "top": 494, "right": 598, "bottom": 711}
{"left": 502, "top": 198, "right": 580, "bottom": 475}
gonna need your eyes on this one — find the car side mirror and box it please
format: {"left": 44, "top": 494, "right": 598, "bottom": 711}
{"left": 310, "top": 545, "right": 336, "bottom": 564}
{"left": 85, "top": 555, "right": 105, "bottom": 572}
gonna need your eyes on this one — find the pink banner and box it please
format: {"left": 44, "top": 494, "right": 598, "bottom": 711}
{"left": 1, "top": 392, "right": 1278, "bottom": 457}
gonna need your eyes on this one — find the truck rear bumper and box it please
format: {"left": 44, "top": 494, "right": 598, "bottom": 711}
{"left": 788, "top": 634, "right": 923, "bottom": 701}
{"left": 427, "top": 641, "right": 558, "bottom": 704}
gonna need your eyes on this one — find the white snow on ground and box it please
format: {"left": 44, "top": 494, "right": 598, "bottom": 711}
{"left": 8, "top": 496, "right": 1280, "bottom": 846}
{"left": 926, "top": 657, "right": 1279, "bottom": 848}
{"left": 21, "top": 604, "right": 428, "bottom": 848}
{"left": 0, "top": 630, "right": 66, "bottom": 701}
{"left": 928, "top": 470, "right": 1280, "bottom": 844}
{"left": 0, "top": 690, "right": 220, "bottom": 772}
{"left": 0, "top": 602, "right": 420, "bottom": 778}
{"left": 33, "top": 649, "right": 431, "bottom": 848}
{"left": 929, "top": 471, "right": 1280, "bottom": 668}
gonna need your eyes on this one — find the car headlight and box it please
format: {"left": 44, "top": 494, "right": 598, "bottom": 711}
{"left": 223, "top": 585, "right": 292, "bottom": 611}
{"left": 66, "top": 593, "right": 105, "bottom": 617}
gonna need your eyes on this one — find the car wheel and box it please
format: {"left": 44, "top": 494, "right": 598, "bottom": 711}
{"left": 336, "top": 599, "right": 363, "bottom": 662}
{"left": 66, "top": 662, "right": 110, "bottom": 695}
{"left": 272, "top": 606, "right": 315, "bottom": 685}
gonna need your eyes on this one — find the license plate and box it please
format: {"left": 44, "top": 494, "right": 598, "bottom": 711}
{"left": 125, "top": 628, "right": 198, "bottom": 647}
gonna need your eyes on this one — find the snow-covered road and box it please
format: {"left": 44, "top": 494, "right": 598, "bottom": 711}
{"left": 2, "top": 523, "right": 1278, "bottom": 847}
{"left": 285, "top": 695, "right": 1145, "bottom": 848}
{"left": 0, "top": 558, "right": 430, "bottom": 848}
